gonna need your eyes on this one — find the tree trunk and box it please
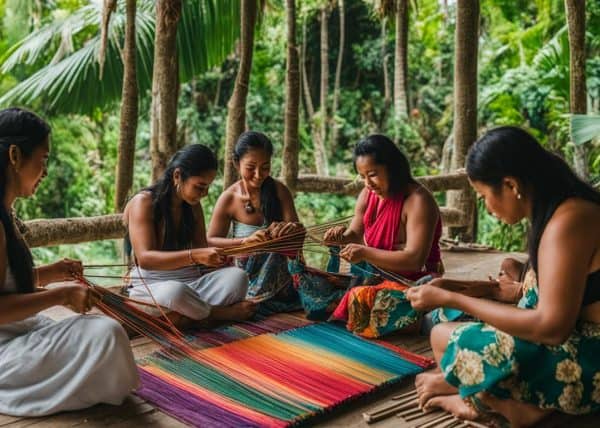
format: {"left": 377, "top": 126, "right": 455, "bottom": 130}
{"left": 282, "top": 0, "right": 300, "bottom": 192}
{"left": 565, "top": 0, "right": 588, "bottom": 179}
{"left": 380, "top": 16, "right": 391, "bottom": 130}
{"left": 330, "top": 0, "right": 345, "bottom": 152}
{"left": 447, "top": 0, "right": 479, "bottom": 241}
{"left": 150, "top": 0, "right": 181, "bottom": 181}
{"left": 114, "top": 0, "right": 138, "bottom": 212}
{"left": 382, "top": 17, "right": 391, "bottom": 108}
{"left": 316, "top": 7, "right": 330, "bottom": 176}
{"left": 223, "top": 0, "right": 258, "bottom": 189}
{"left": 393, "top": 0, "right": 409, "bottom": 120}
{"left": 301, "top": 17, "right": 315, "bottom": 120}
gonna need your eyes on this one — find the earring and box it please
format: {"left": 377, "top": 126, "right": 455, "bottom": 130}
{"left": 517, "top": 193, "right": 522, "bottom": 200}
{"left": 176, "top": 183, "right": 181, "bottom": 195}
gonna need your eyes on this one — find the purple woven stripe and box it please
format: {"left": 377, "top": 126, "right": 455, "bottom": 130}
{"left": 136, "top": 369, "right": 263, "bottom": 428}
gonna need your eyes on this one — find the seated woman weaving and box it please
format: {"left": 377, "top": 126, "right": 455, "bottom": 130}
{"left": 207, "top": 131, "right": 304, "bottom": 313}
{"left": 124, "top": 144, "right": 255, "bottom": 327}
{"left": 406, "top": 127, "right": 600, "bottom": 427}
{"left": 325, "top": 134, "right": 446, "bottom": 338}
{"left": 208, "top": 131, "right": 345, "bottom": 318}
{"left": 0, "top": 108, "right": 138, "bottom": 416}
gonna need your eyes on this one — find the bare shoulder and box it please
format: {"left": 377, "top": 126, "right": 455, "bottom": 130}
{"left": 123, "top": 192, "right": 153, "bottom": 224}
{"left": 547, "top": 198, "right": 600, "bottom": 237}
{"left": 274, "top": 179, "right": 293, "bottom": 199}
{"left": 404, "top": 185, "right": 439, "bottom": 215}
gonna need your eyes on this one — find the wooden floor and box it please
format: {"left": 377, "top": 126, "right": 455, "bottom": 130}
{"left": 3, "top": 250, "right": 599, "bottom": 427}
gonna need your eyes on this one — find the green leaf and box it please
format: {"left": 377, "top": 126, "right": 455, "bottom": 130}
{"left": 570, "top": 114, "right": 600, "bottom": 146}
{"left": 0, "top": 0, "right": 241, "bottom": 115}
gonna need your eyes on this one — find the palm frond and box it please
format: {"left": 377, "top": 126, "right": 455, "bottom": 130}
{"left": 570, "top": 114, "right": 600, "bottom": 146}
{"left": 0, "top": 0, "right": 241, "bottom": 115}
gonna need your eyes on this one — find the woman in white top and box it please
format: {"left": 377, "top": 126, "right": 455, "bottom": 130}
{"left": 0, "top": 108, "right": 138, "bottom": 416}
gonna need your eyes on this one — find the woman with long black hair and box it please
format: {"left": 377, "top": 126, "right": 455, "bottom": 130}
{"left": 207, "top": 131, "right": 302, "bottom": 313}
{"left": 325, "top": 134, "right": 447, "bottom": 337}
{"left": 124, "top": 144, "right": 255, "bottom": 326}
{"left": 407, "top": 126, "right": 600, "bottom": 426}
{"left": 0, "top": 108, "right": 138, "bottom": 416}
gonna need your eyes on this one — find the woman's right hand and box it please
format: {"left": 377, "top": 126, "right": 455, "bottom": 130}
{"left": 323, "top": 225, "right": 346, "bottom": 243}
{"left": 60, "top": 285, "right": 93, "bottom": 313}
{"left": 192, "top": 247, "right": 226, "bottom": 267}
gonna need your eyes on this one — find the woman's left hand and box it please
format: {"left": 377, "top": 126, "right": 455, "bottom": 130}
{"left": 268, "top": 221, "right": 304, "bottom": 238}
{"left": 339, "top": 243, "right": 366, "bottom": 263}
{"left": 49, "top": 258, "right": 83, "bottom": 282}
{"left": 405, "top": 285, "right": 451, "bottom": 311}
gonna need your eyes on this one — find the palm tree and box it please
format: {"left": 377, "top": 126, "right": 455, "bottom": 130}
{"left": 565, "top": 0, "right": 588, "bottom": 179}
{"left": 282, "top": 0, "right": 301, "bottom": 191}
{"left": 223, "top": 0, "right": 259, "bottom": 189}
{"left": 0, "top": 1, "right": 241, "bottom": 115}
{"left": 330, "top": 0, "right": 345, "bottom": 150}
{"left": 150, "top": 0, "right": 182, "bottom": 179}
{"left": 114, "top": 0, "right": 139, "bottom": 211}
{"left": 317, "top": 5, "right": 331, "bottom": 176}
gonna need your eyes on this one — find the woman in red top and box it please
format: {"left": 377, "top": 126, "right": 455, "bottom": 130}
{"left": 325, "top": 134, "right": 445, "bottom": 337}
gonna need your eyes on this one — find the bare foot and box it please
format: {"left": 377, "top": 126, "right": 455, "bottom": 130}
{"left": 423, "top": 394, "right": 479, "bottom": 420}
{"left": 480, "top": 392, "right": 551, "bottom": 428}
{"left": 210, "top": 300, "right": 257, "bottom": 321}
{"left": 415, "top": 370, "right": 458, "bottom": 407}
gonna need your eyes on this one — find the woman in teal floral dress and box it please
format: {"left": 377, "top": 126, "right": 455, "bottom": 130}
{"left": 406, "top": 127, "right": 600, "bottom": 427}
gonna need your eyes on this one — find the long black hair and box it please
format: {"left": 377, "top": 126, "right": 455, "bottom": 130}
{"left": 233, "top": 131, "right": 283, "bottom": 224}
{"left": 0, "top": 108, "right": 51, "bottom": 293}
{"left": 353, "top": 134, "right": 417, "bottom": 196}
{"left": 145, "top": 144, "right": 218, "bottom": 250}
{"left": 466, "top": 126, "right": 600, "bottom": 273}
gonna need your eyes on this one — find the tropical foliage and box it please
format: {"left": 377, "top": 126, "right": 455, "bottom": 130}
{"left": 0, "top": 0, "right": 598, "bottom": 263}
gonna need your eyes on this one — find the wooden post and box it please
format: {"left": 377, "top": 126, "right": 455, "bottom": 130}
{"left": 447, "top": 0, "right": 479, "bottom": 241}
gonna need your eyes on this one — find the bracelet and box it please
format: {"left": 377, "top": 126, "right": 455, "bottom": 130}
{"left": 188, "top": 248, "right": 198, "bottom": 266}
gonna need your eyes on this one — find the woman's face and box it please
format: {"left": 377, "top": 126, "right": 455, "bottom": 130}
{"left": 237, "top": 148, "right": 271, "bottom": 191}
{"left": 179, "top": 169, "right": 216, "bottom": 205}
{"left": 470, "top": 179, "right": 525, "bottom": 225}
{"left": 16, "top": 137, "right": 49, "bottom": 198}
{"left": 355, "top": 155, "right": 390, "bottom": 198}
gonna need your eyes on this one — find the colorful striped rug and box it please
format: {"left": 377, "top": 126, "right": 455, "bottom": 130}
{"left": 136, "top": 322, "right": 433, "bottom": 427}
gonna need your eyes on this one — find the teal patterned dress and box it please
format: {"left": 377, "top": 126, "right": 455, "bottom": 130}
{"left": 441, "top": 270, "right": 600, "bottom": 415}
{"left": 231, "top": 221, "right": 301, "bottom": 314}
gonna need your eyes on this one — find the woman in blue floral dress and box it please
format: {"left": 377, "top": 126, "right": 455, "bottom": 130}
{"left": 406, "top": 127, "right": 600, "bottom": 427}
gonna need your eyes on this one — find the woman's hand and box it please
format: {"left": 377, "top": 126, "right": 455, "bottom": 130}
{"left": 267, "top": 221, "right": 304, "bottom": 239}
{"left": 489, "top": 271, "right": 523, "bottom": 303}
{"left": 47, "top": 258, "right": 83, "bottom": 283}
{"left": 60, "top": 284, "right": 94, "bottom": 313}
{"left": 192, "top": 247, "right": 226, "bottom": 267}
{"left": 339, "top": 243, "right": 366, "bottom": 264}
{"left": 241, "top": 229, "right": 271, "bottom": 245}
{"left": 323, "top": 225, "right": 347, "bottom": 243}
{"left": 406, "top": 285, "right": 451, "bottom": 311}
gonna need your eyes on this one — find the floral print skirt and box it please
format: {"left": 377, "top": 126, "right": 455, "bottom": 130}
{"left": 235, "top": 252, "right": 302, "bottom": 314}
{"left": 441, "top": 271, "right": 600, "bottom": 415}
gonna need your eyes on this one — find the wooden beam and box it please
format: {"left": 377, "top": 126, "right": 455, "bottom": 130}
{"left": 293, "top": 172, "right": 468, "bottom": 195}
{"left": 24, "top": 214, "right": 125, "bottom": 248}
{"left": 22, "top": 173, "right": 470, "bottom": 247}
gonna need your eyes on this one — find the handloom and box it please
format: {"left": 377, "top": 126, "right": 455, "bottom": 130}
{"left": 136, "top": 322, "right": 434, "bottom": 427}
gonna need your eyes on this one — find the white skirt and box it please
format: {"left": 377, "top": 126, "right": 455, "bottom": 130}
{"left": 0, "top": 314, "right": 138, "bottom": 416}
